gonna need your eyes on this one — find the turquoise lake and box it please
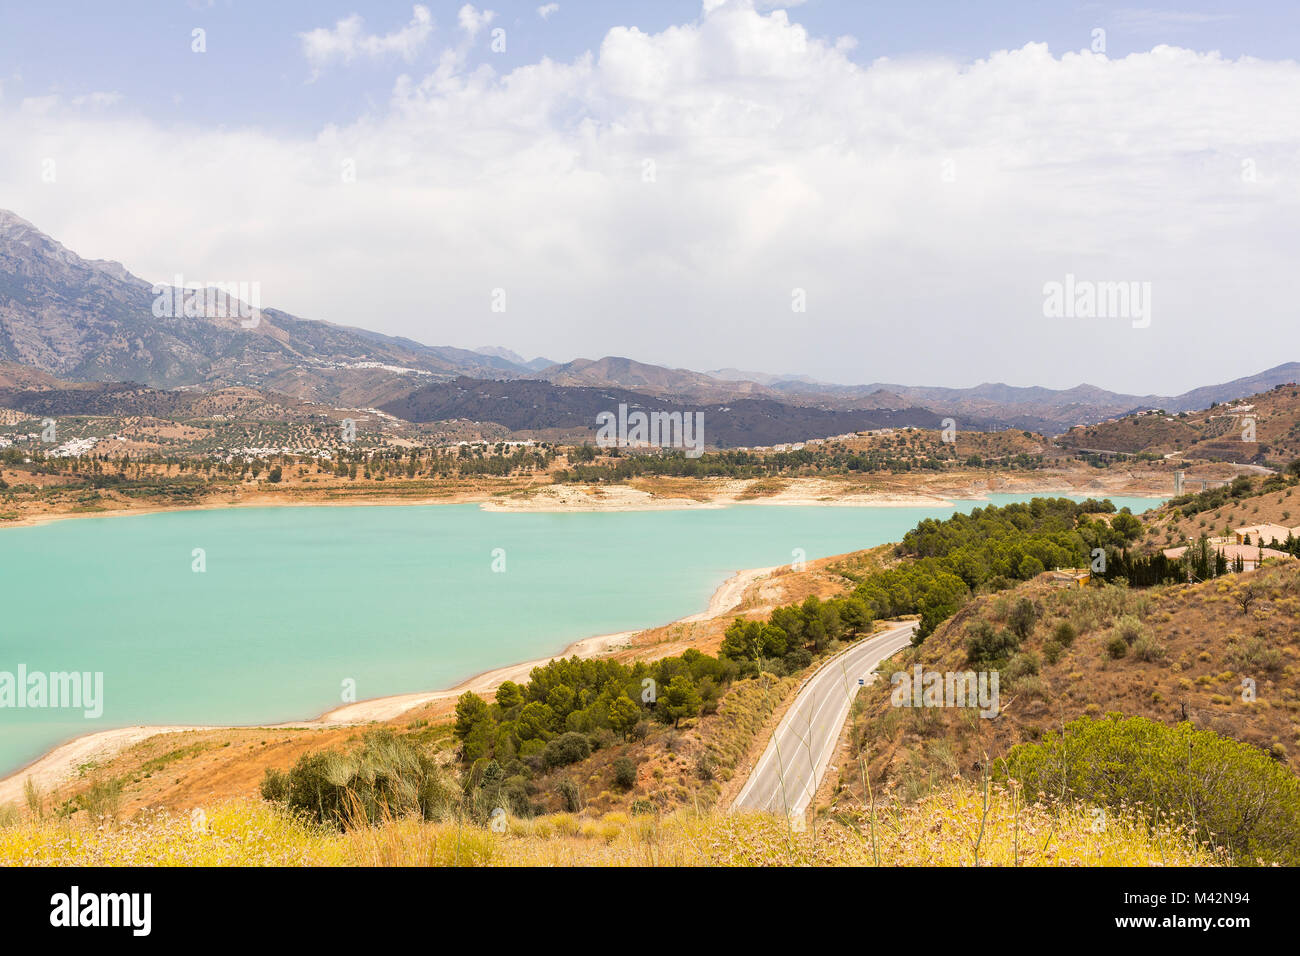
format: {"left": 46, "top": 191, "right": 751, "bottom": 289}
{"left": 0, "top": 494, "right": 1164, "bottom": 776}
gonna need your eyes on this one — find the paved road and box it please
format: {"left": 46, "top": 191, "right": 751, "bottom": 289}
{"left": 731, "top": 621, "right": 917, "bottom": 818}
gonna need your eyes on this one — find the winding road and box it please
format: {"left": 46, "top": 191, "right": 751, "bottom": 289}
{"left": 731, "top": 620, "right": 917, "bottom": 818}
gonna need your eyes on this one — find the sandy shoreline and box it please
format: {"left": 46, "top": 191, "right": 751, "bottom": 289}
{"left": 0, "top": 485, "right": 960, "bottom": 531}
{"left": 0, "top": 565, "right": 776, "bottom": 806}
{"left": 0, "top": 472, "right": 1173, "bottom": 532}
{"left": 0, "top": 486, "right": 952, "bottom": 532}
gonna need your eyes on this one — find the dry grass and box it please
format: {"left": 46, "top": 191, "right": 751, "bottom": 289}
{"left": 0, "top": 779, "right": 1219, "bottom": 867}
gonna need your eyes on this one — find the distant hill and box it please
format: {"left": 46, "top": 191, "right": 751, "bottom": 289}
{"left": 706, "top": 367, "right": 824, "bottom": 387}
{"left": 379, "top": 376, "right": 947, "bottom": 447}
{"left": 536, "top": 358, "right": 936, "bottom": 415}
{"left": 0, "top": 373, "right": 320, "bottom": 424}
{"left": 537, "top": 356, "right": 775, "bottom": 402}
{"left": 474, "top": 346, "right": 555, "bottom": 371}
{"left": 1058, "top": 382, "right": 1300, "bottom": 466}
{"left": 532, "top": 355, "right": 1300, "bottom": 434}
{"left": 763, "top": 367, "right": 1300, "bottom": 434}
{"left": 0, "top": 361, "right": 64, "bottom": 390}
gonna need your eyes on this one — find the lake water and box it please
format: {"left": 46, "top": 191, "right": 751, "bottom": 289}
{"left": 0, "top": 494, "right": 1164, "bottom": 777}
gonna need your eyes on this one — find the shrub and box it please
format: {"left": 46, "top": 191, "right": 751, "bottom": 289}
{"left": 260, "top": 769, "right": 290, "bottom": 804}
{"left": 783, "top": 648, "right": 813, "bottom": 672}
{"left": 1225, "top": 635, "right": 1284, "bottom": 675}
{"left": 1012, "top": 675, "right": 1050, "bottom": 701}
{"left": 695, "top": 753, "right": 716, "bottom": 782}
{"left": 77, "top": 778, "right": 123, "bottom": 822}
{"left": 1052, "top": 620, "right": 1078, "bottom": 647}
{"left": 612, "top": 757, "right": 637, "bottom": 791}
{"left": 502, "top": 775, "right": 532, "bottom": 816}
{"left": 998, "top": 715, "right": 1300, "bottom": 865}
{"left": 965, "top": 620, "right": 1019, "bottom": 667}
{"left": 556, "top": 778, "right": 581, "bottom": 813}
{"left": 1042, "top": 640, "right": 1063, "bottom": 665}
{"left": 1005, "top": 651, "right": 1040, "bottom": 682}
{"left": 259, "top": 730, "right": 454, "bottom": 830}
{"left": 1007, "top": 597, "right": 1039, "bottom": 640}
{"left": 542, "top": 732, "right": 591, "bottom": 769}
{"left": 1106, "top": 635, "right": 1128, "bottom": 659}
{"left": 1133, "top": 633, "right": 1166, "bottom": 662}
{"left": 1114, "top": 615, "right": 1144, "bottom": 646}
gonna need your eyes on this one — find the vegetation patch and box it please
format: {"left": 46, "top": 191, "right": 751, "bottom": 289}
{"left": 998, "top": 715, "right": 1300, "bottom": 866}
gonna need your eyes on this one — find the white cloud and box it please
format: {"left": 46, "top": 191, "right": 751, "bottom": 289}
{"left": 537, "top": 3, "right": 559, "bottom": 20}
{"left": 298, "top": 5, "right": 433, "bottom": 77}
{"left": 3, "top": 0, "right": 1299, "bottom": 393}
{"left": 457, "top": 5, "right": 496, "bottom": 37}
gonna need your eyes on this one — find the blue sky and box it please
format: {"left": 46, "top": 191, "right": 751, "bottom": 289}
{"left": 1, "top": 2, "right": 1298, "bottom": 393}
{"left": 3, "top": 2, "right": 1294, "bottom": 132}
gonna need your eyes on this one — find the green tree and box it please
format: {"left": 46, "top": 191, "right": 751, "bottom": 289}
{"left": 454, "top": 692, "right": 488, "bottom": 740}
{"left": 608, "top": 694, "right": 641, "bottom": 740}
{"left": 915, "top": 571, "right": 969, "bottom": 640}
{"left": 1017, "top": 554, "right": 1045, "bottom": 578}
{"left": 658, "top": 676, "right": 702, "bottom": 728}
{"left": 495, "top": 680, "right": 524, "bottom": 710}
{"left": 1110, "top": 510, "right": 1142, "bottom": 541}
{"left": 517, "top": 701, "right": 556, "bottom": 741}
{"left": 545, "top": 683, "right": 576, "bottom": 716}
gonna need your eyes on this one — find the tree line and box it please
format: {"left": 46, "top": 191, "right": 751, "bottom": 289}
{"left": 719, "top": 498, "right": 1146, "bottom": 667}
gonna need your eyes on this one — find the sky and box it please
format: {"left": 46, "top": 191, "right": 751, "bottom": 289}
{"left": 1, "top": 0, "right": 1298, "bottom": 394}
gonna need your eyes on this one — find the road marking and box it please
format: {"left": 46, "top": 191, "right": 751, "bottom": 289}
{"left": 738, "top": 627, "right": 903, "bottom": 808}
{"left": 733, "top": 621, "right": 916, "bottom": 813}
{"left": 792, "top": 628, "right": 914, "bottom": 814}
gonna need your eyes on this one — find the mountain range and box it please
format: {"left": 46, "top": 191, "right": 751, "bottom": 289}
{"left": 2, "top": 208, "right": 1297, "bottom": 438}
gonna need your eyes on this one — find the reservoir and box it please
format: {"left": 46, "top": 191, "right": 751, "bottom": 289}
{"left": 0, "top": 494, "right": 1164, "bottom": 776}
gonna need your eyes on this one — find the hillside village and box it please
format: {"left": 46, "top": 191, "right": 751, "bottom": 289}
{"left": 1163, "top": 520, "right": 1300, "bottom": 571}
